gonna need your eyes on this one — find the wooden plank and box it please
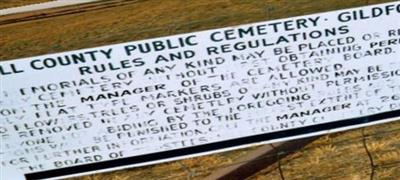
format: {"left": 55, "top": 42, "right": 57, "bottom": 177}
{"left": 0, "top": 0, "right": 100, "bottom": 16}
{"left": 0, "top": 0, "right": 51, "bottom": 10}
{"left": 0, "top": 0, "right": 143, "bottom": 25}
{"left": 205, "top": 137, "right": 319, "bottom": 180}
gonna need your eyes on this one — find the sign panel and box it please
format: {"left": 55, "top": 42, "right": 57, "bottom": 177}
{"left": 1, "top": 2, "right": 400, "bottom": 179}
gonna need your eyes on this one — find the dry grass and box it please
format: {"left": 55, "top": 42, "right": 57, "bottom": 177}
{"left": 0, "top": 0, "right": 52, "bottom": 9}
{"left": 375, "top": 166, "right": 400, "bottom": 180}
{"left": 1, "top": 0, "right": 399, "bottom": 179}
{"left": 249, "top": 122, "right": 400, "bottom": 180}
{"left": 2, "top": 0, "right": 394, "bottom": 61}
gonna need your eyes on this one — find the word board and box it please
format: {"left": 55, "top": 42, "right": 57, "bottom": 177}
{"left": 1, "top": 2, "right": 400, "bottom": 179}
